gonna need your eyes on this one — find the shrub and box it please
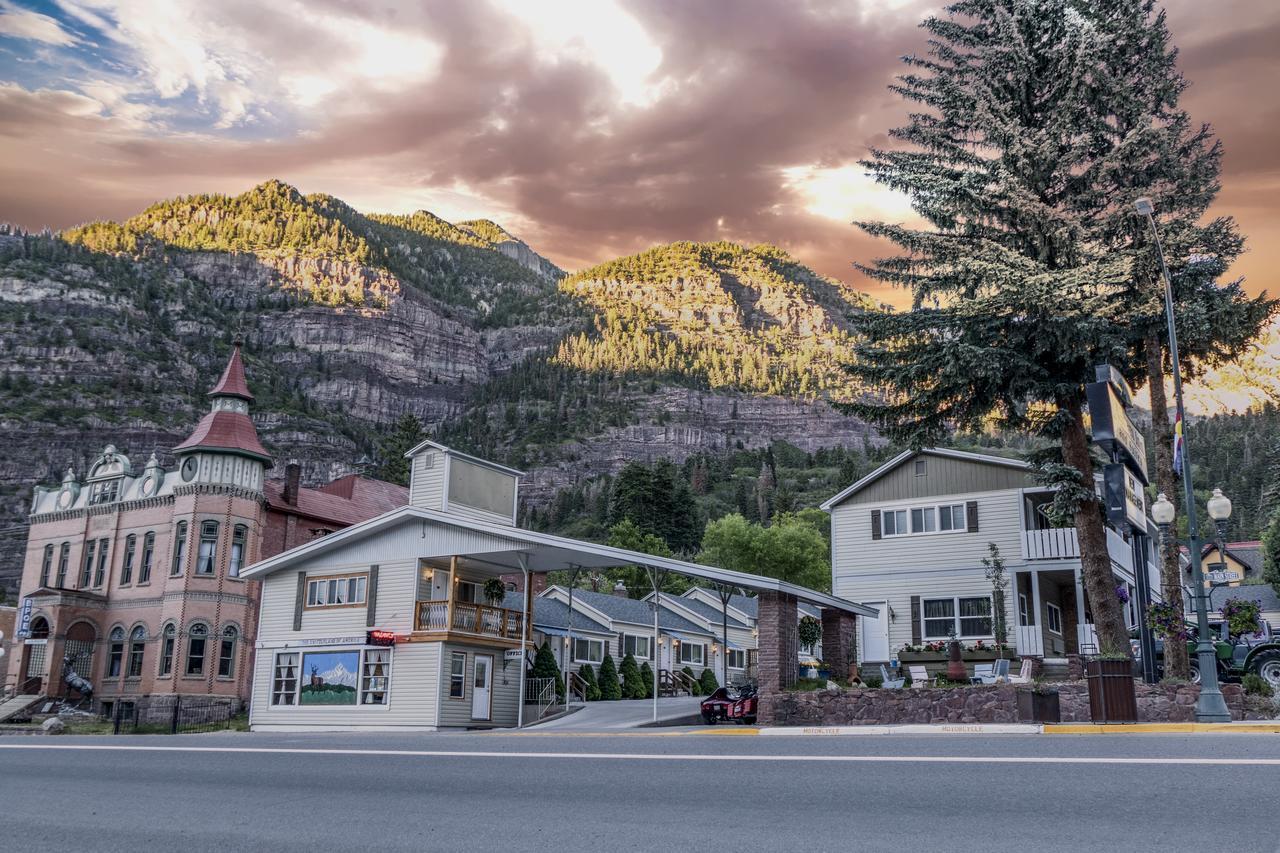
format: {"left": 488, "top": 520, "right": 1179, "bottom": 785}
{"left": 699, "top": 667, "right": 719, "bottom": 694}
{"left": 620, "top": 653, "right": 645, "bottom": 699}
{"left": 598, "top": 655, "right": 622, "bottom": 700}
{"left": 578, "top": 663, "right": 601, "bottom": 701}
{"left": 864, "top": 675, "right": 883, "bottom": 689}
{"left": 798, "top": 616, "right": 822, "bottom": 654}
{"left": 532, "top": 641, "right": 564, "bottom": 702}
{"left": 1242, "top": 673, "right": 1275, "bottom": 698}
{"left": 682, "top": 665, "right": 703, "bottom": 696}
{"left": 639, "top": 662, "right": 655, "bottom": 698}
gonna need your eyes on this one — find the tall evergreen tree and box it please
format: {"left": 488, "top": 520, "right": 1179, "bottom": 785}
{"left": 373, "top": 413, "right": 427, "bottom": 486}
{"left": 845, "top": 0, "right": 1142, "bottom": 654}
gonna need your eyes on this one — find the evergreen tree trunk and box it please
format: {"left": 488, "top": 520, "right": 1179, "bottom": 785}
{"left": 1060, "top": 402, "right": 1130, "bottom": 657}
{"left": 1145, "top": 332, "right": 1191, "bottom": 679}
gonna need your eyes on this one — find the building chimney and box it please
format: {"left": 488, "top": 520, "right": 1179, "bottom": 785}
{"left": 283, "top": 462, "right": 301, "bottom": 505}
{"left": 503, "top": 572, "right": 548, "bottom": 595}
{"left": 613, "top": 580, "right": 629, "bottom": 598}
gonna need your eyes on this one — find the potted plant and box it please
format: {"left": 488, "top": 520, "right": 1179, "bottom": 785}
{"left": 1016, "top": 683, "right": 1061, "bottom": 723}
{"left": 1085, "top": 654, "right": 1138, "bottom": 723}
{"left": 483, "top": 577, "right": 507, "bottom": 606}
{"left": 946, "top": 636, "right": 967, "bottom": 683}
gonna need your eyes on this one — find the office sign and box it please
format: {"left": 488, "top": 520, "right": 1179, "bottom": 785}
{"left": 15, "top": 597, "right": 33, "bottom": 638}
{"left": 1103, "top": 463, "right": 1148, "bottom": 530}
{"left": 1087, "top": 381, "right": 1149, "bottom": 484}
{"left": 504, "top": 649, "right": 524, "bottom": 662}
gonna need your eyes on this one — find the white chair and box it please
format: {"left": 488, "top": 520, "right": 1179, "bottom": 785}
{"left": 879, "top": 664, "right": 905, "bottom": 689}
{"left": 1009, "top": 659, "right": 1033, "bottom": 684}
{"left": 970, "top": 663, "right": 994, "bottom": 684}
{"left": 907, "top": 665, "right": 931, "bottom": 688}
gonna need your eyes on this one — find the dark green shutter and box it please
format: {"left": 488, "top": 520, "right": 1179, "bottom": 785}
{"left": 966, "top": 501, "right": 979, "bottom": 533}
{"left": 366, "top": 565, "right": 379, "bottom": 627}
{"left": 293, "top": 572, "right": 306, "bottom": 631}
{"left": 910, "top": 595, "right": 921, "bottom": 645}
{"left": 871, "top": 510, "right": 882, "bottom": 540}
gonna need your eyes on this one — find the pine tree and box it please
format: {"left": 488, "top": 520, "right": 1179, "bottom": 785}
{"left": 845, "top": 0, "right": 1139, "bottom": 654}
{"left": 619, "top": 653, "right": 645, "bottom": 700}
{"left": 597, "top": 654, "right": 622, "bottom": 700}
{"left": 1262, "top": 510, "right": 1280, "bottom": 598}
{"left": 698, "top": 667, "right": 719, "bottom": 694}
{"left": 578, "top": 663, "right": 600, "bottom": 701}
{"left": 373, "top": 413, "right": 426, "bottom": 486}
{"left": 532, "top": 641, "right": 564, "bottom": 702}
{"left": 639, "top": 661, "right": 655, "bottom": 699}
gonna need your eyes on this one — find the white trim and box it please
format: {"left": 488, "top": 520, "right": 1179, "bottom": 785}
{"left": 571, "top": 637, "right": 605, "bottom": 665}
{"left": 821, "top": 447, "right": 1030, "bottom": 511}
{"left": 1046, "top": 602, "right": 1063, "bottom": 636}
{"left": 920, "top": 594, "right": 995, "bottom": 641}
{"left": 403, "top": 439, "right": 524, "bottom": 477}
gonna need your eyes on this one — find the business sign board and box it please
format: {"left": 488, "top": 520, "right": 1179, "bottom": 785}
{"left": 1206, "top": 570, "right": 1240, "bottom": 584}
{"left": 1103, "top": 463, "right": 1148, "bottom": 530}
{"left": 1086, "top": 381, "right": 1149, "bottom": 484}
{"left": 15, "top": 597, "right": 33, "bottom": 638}
{"left": 504, "top": 649, "right": 524, "bottom": 662}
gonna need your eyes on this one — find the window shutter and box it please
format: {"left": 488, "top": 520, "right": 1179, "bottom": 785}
{"left": 292, "top": 572, "right": 306, "bottom": 631}
{"left": 910, "top": 595, "right": 921, "bottom": 645}
{"left": 871, "top": 509, "right": 882, "bottom": 540}
{"left": 618, "top": 632, "right": 625, "bottom": 658}
{"left": 966, "top": 501, "right": 979, "bottom": 533}
{"left": 366, "top": 565, "right": 379, "bottom": 627}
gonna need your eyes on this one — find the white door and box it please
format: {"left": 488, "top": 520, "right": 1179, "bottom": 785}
{"left": 471, "top": 655, "right": 492, "bottom": 721}
{"left": 860, "top": 601, "right": 890, "bottom": 663}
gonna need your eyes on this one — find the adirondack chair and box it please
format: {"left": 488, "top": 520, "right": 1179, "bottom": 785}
{"left": 907, "top": 665, "right": 931, "bottom": 688}
{"left": 1009, "top": 659, "right": 1033, "bottom": 685}
{"left": 992, "top": 658, "right": 1011, "bottom": 682}
{"left": 970, "top": 663, "right": 994, "bottom": 684}
{"left": 879, "top": 664, "right": 905, "bottom": 689}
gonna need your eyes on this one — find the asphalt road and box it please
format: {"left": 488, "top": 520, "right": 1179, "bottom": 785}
{"left": 2, "top": 731, "right": 1278, "bottom": 852}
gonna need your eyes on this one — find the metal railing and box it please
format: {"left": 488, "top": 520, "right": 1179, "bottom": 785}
{"left": 567, "top": 671, "right": 588, "bottom": 703}
{"left": 524, "top": 677, "right": 557, "bottom": 720}
{"left": 414, "top": 599, "right": 524, "bottom": 640}
{"left": 106, "top": 695, "right": 239, "bottom": 735}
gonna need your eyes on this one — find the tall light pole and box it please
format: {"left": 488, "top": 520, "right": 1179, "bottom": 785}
{"left": 1138, "top": 196, "right": 1231, "bottom": 721}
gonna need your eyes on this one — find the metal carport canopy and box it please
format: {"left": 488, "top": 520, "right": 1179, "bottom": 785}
{"left": 242, "top": 505, "right": 877, "bottom": 618}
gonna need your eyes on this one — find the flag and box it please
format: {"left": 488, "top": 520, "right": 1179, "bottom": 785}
{"left": 1172, "top": 409, "right": 1184, "bottom": 477}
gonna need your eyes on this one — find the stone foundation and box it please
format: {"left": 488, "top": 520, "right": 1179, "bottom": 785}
{"left": 761, "top": 680, "right": 1276, "bottom": 726}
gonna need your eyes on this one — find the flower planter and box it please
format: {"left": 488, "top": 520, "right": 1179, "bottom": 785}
{"left": 1017, "top": 689, "right": 1061, "bottom": 723}
{"left": 897, "top": 651, "right": 947, "bottom": 664}
{"left": 1086, "top": 658, "right": 1138, "bottom": 723}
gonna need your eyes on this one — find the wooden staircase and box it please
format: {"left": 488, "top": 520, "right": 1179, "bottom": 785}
{"left": 658, "top": 669, "right": 697, "bottom": 697}
{"left": 0, "top": 694, "right": 45, "bottom": 724}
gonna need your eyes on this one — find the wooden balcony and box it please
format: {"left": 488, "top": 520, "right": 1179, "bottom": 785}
{"left": 414, "top": 599, "right": 525, "bottom": 644}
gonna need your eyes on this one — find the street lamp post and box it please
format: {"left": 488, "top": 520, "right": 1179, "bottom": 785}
{"left": 1137, "top": 196, "right": 1232, "bottom": 722}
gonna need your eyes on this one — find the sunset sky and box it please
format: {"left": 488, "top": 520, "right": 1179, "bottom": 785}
{"left": 0, "top": 0, "right": 1276, "bottom": 307}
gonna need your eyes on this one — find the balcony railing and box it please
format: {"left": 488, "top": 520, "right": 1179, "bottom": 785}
{"left": 414, "top": 599, "right": 524, "bottom": 641}
{"left": 1023, "top": 528, "right": 1079, "bottom": 560}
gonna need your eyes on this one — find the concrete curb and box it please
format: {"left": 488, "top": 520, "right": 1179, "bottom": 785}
{"left": 1043, "top": 722, "right": 1280, "bottom": 734}
{"left": 758, "top": 724, "right": 1041, "bottom": 736}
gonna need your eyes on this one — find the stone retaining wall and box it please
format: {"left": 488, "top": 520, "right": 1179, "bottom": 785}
{"left": 761, "top": 681, "right": 1276, "bottom": 726}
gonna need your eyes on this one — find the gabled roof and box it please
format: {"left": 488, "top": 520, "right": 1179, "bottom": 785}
{"left": 264, "top": 476, "right": 408, "bottom": 527}
{"left": 668, "top": 596, "right": 749, "bottom": 630}
{"left": 502, "top": 591, "right": 612, "bottom": 635}
{"left": 1203, "top": 541, "right": 1264, "bottom": 575}
{"left": 173, "top": 411, "right": 271, "bottom": 462}
{"left": 403, "top": 439, "right": 524, "bottom": 476}
{"left": 555, "top": 588, "right": 714, "bottom": 636}
{"left": 208, "top": 342, "right": 254, "bottom": 401}
{"left": 240, "top": 504, "right": 877, "bottom": 617}
{"left": 820, "top": 447, "right": 1031, "bottom": 511}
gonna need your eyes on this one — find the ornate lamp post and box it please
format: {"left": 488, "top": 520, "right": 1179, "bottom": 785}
{"left": 1150, "top": 491, "right": 1232, "bottom": 721}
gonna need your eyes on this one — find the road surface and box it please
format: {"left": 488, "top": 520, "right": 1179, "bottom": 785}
{"left": 2, "top": 730, "right": 1277, "bottom": 852}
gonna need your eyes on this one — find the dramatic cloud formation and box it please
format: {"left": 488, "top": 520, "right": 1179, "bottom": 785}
{"left": 0, "top": 0, "right": 1275, "bottom": 306}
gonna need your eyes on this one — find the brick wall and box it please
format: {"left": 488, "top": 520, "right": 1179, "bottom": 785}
{"left": 757, "top": 590, "right": 798, "bottom": 699}
{"left": 820, "top": 610, "right": 857, "bottom": 681}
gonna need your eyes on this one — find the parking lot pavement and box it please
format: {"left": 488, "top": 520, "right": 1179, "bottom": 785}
{"left": 526, "top": 696, "right": 701, "bottom": 730}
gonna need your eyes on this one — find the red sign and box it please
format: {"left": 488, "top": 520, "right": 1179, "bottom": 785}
{"left": 366, "top": 629, "right": 397, "bottom": 647}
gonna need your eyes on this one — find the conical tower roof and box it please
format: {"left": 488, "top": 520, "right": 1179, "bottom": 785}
{"left": 208, "top": 339, "right": 254, "bottom": 402}
{"left": 174, "top": 341, "right": 271, "bottom": 463}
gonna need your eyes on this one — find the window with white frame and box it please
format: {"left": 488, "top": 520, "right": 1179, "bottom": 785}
{"left": 1018, "top": 593, "right": 1030, "bottom": 627}
{"left": 1046, "top": 603, "right": 1063, "bottom": 635}
{"left": 228, "top": 525, "right": 247, "bottom": 577}
{"left": 677, "top": 642, "right": 704, "bottom": 665}
{"left": 573, "top": 637, "right": 604, "bottom": 664}
{"left": 911, "top": 507, "right": 937, "bottom": 533}
{"left": 726, "top": 648, "right": 746, "bottom": 669}
{"left": 622, "top": 635, "right": 651, "bottom": 660}
{"left": 922, "top": 596, "right": 993, "bottom": 639}
{"left": 882, "top": 509, "right": 908, "bottom": 537}
{"left": 305, "top": 574, "right": 368, "bottom": 609}
{"left": 271, "top": 652, "right": 300, "bottom": 705}
{"left": 360, "top": 649, "right": 391, "bottom": 705}
{"left": 449, "top": 652, "right": 466, "bottom": 698}
{"left": 196, "top": 521, "right": 218, "bottom": 575}
{"left": 938, "top": 504, "right": 966, "bottom": 532}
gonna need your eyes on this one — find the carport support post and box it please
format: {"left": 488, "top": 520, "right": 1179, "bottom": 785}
{"left": 565, "top": 564, "right": 583, "bottom": 700}
{"left": 714, "top": 583, "right": 736, "bottom": 686}
{"left": 757, "top": 590, "right": 798, "bottom": 695}
{"left": 820, "top": 607, "right": 857, "bottom": 682}
{"left": 646, "top": 564, "right": 667, "bottom": 722}
{"left": 517, "top": 553, "right": 530, "bottom": 729}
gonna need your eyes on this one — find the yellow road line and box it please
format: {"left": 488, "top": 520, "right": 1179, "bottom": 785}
{"left": 1044, "top": 723, "right": 1280, "bottom": 734}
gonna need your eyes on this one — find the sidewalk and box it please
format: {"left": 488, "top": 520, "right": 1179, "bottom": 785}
{"left": 753, "top": 721, "right": 1280, "bottom": 736}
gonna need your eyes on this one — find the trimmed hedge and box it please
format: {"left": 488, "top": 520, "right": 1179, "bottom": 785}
{"left": 620, "top": 653, "right": 646, "bottom": 699}
{"left": 639, "top": 662, "right": 655, "bottom": 699}
{"left": 598, "top": 655, "right": 622, "bottom": 700}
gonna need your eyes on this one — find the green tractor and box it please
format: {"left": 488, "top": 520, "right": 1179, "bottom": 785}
{"left": 1138, "top": 620, "right": 1280, "bottom": 688}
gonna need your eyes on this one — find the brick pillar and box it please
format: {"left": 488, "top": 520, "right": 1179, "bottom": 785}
{"left": 502, "top": 572, "right": 547, "bottom": 595}
{"left": 820, "top": 609, "right": 857, "bottom": 681}
{"left": 757, "top": 590, "right": 798, "bottom": 695}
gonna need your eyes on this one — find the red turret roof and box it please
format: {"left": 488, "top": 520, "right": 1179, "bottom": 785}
{"left": 174, "top": 411, "right": 272, "bottom": 463}
{"left": 208, "top": 342, "right": 254, "bottom": 402}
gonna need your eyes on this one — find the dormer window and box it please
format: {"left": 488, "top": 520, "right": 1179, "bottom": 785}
{"left": 88, "top": 479, "right": 120, "bottom": 505}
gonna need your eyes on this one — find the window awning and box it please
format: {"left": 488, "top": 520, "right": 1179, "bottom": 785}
{"left": 666, "top": 631, "right": 708, "bottom": 643}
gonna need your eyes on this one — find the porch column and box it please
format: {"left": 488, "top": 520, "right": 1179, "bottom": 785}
{"left": 1029, "top": 570, "right": 1043, "bottom": 656}
{"left": 820, "top": 608, "right": 857, "bottom": 681}
{"left": 757, "top": 590, "right": 798, "bottom": 695}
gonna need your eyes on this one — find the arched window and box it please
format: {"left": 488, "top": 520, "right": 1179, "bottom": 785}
{"left": 107, "top": 627, "right": 125, "bottom": 678}
{"left": 217, "top": 625, "right": 239, "bottom": 678}
{"left": 40, "top": 544, "right": 53, "bottom": 587}
{"left": 228, "top": 525, "right": 247, "bottom": 578}
{"left": 120, "top": 535, "right": 136, "bottom": 585}
{"left": 140, "top": 532, "right": 155, "bottom": 584}
{"left": 185, "top": 623, "right": 207, "bottom": 676}
{"left": 158, "top": 623, "right": 176, "bottom": 676}
{"left": 170, "top": 521, "right": 188, "bottom": 576}
{"left": 55, "top": 542, "right": 70, "bottom": 587}
{"left": 29, "top": 616, "right": 50, "bottom": 639}
{"left": 79, "top": 540, "right": 96, "bottom": 588}
{"left": 196, "top": 520, "right": 219, "bottom": 575}
{"left": 127, "top": 626, "right": 147, "bottom": 677}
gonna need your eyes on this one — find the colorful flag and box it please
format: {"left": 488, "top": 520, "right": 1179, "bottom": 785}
{"left": 1172, "top": 409, "right": 1184, "bottom": 477}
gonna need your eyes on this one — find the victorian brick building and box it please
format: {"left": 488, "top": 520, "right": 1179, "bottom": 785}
{"left": 5, "top": 343, "right": 406, "bottom": 712}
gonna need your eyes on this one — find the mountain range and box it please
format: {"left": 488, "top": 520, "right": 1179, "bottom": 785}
{"left": 0, "top": 180, "right": 882, "bottom": 595}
